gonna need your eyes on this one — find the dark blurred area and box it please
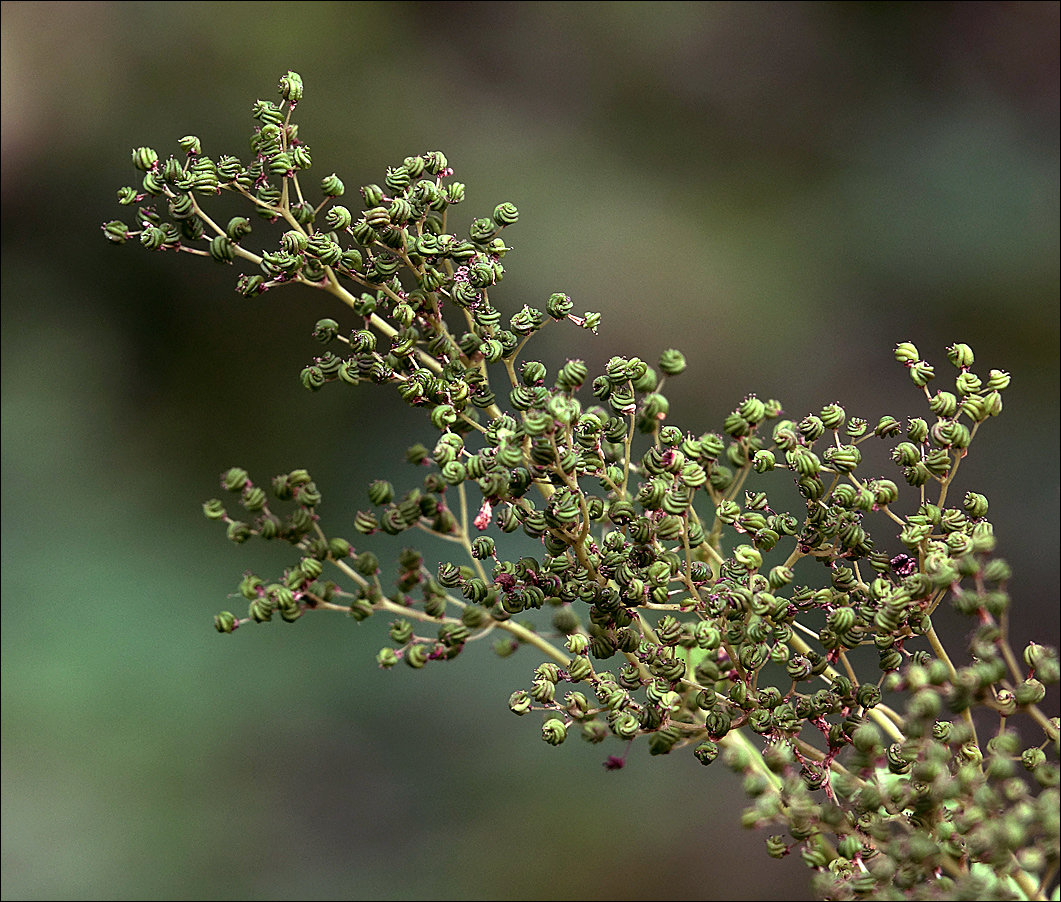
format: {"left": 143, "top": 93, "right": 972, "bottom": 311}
{"left": 2, "top": 2, "right": 1057, "bottom": 899}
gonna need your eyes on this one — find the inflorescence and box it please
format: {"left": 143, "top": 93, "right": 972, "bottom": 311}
{"left": 106, "top": 72, "right": 1059, "bottom": 901}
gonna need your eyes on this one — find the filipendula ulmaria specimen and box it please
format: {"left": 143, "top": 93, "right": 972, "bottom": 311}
{"left": 106, "top": 72, "right": 1059, "bottom": 901}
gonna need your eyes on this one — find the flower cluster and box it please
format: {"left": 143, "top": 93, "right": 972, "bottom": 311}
{"left": 107, "top": 73, "right": 1058, "bottom": 901}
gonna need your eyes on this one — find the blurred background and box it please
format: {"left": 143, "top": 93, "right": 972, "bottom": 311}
{"left": 2, "top": 2, "right": 1058, "bottom": 899}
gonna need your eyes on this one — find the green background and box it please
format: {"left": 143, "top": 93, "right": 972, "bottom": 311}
{"left": 2, "top": 2, "right": 1058, "bottom": 899}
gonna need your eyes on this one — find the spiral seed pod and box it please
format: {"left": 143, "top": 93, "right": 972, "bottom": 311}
{"left": 786, "top": 448, "right": 821, "bottom": 478}
{"left": 567, "top": 655, "right": 593, "bottom": 682}
{"left": 489, "top": 202, "right": 519, "bottom": 227}
{"left": 540, "top": 718, "right": 567, "bottom": 746}
{"left": 893, "top": 341, "right": 920, "bottom": 364}
{"left": 705, "top": 708, "right": 732, "bottom": 739}
{"left": 467, "top": 219, "right": 494, "bottom": 242}
{"left": 398, "top": 644, "right": 427, "bottom": 669}
{"left": 905, "top": 360, "right": 935, "bottom": 387}
{"left": 131, "top": 146, "right": 158, "bottom": 172}
{"left": 825, "top": 444, "right": 860, "bottom": 473}
{"left": 556, "top": 359, "right": 588, "bottom": 391}
{"left": 530, "top": 676, "right": 556, "bottom": 703}
{"left": 382, "top": 164, "right": 411, "bottom": 192}
{"left": 214, "top": 610, "right": 239, "bottom": 633}
{"left": 541, "top": 292, "right": 573, "bottom": 321}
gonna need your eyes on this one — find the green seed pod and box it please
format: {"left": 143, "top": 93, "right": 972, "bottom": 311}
{"left": 894, "top": 342, "right": 920, "bottom": 363}
{"left": 705, "top": 708, "right": 732, "bottom": 739}
{"left": 946, "top": 342, "right": 975, "bottom": 369}
{"left": 404, "top": 644, "right": 428, "bottom": 669}
{"left": 492, "top": 202, "right": 519, "bottom": 226}
{"left": 385, "top": 164, "right": 412, "bottom": 192}
{"left": 102, "top": 220, "right": 132, "bottom": 244}
{"left": 557, "top": 359, "right": 588, "bottom": 390}
{"left": 739, "top": 643, "right": 770, "bottom": 672}
{"left": 955, "top": 371, "right": 983, "bottom": 396}
{"left": 241, "top": 486, "right": 266, "bottom": 512}
{"left": 797, "top": 415, "right": 824, "bottom": 442}
{"left": 786, "top": 448, "right": 821, "bottom": 478}
{"left": 653, "top": 347, "right": 686, "bottom": 377}
{"left": 820, "top": 403, "right": 845, "bottom": 430}
{"left": 1015, "top": 679, "right": 1046, "bottom": 706}
{"left": 214, "top": 611, "right": 238, "bottom": 633}
{"left": 202, "top": 498, "right": 226, "bottom": 520}
{"left": 539, "top": 718, "right": 567, "bottom": 746}
{"left": 768, "top": 565, "right": 793, "bottom": 589}
{"left": 610, "top": 712, "right": 640, "bottom": 739}
{"left": 438, "top": 622, "right": 469, "bottom": 648}
{"left": 872, "top": 416, "right": 900, "bottom": 438}
{"left": 752, "top": 449, "right": 776, "bottom": 473}
{"left": 248, "top": 595, "right": 274, "bottom": 622}
{"left": 892, "top": 442, "right": 921, "bottom": 466}
{"left": 567, "top": 655, "right": 593, "bottom": 682}
{"left": 929, "top": 390, "right": 959, "bottom": 418}
{"left": 141, "top": 170, "right": 166, "bottom": 196}
{"left": 216, "top": 155, "right": 243, "bottom": 182}
{"left": 321, "top": 204, "right": 351, "bottom": 231}
{"left": 530, "top": 677, "right": 556, "bottom": 704}
{"left": 299, "top": 366, "right": 325, "bottom": 391}
{"left": 734, "top": 544, "right": 762, "bottom": 571}
{"left": 132, "top": 146, "right": 158, "bottom": 171}
{"left": 886, "top": 743, "right": 912, "bottom": 775}
{"left": 353, "top": 511, "right": 379, "bottom": 534}
{"left": 546, "top": 293, "right": 573, "bottom": 319}
{"left": 276, "top": 67, "right": 305, "bottom": 101}
{"left": 824, "top": 444, "right": 860, "bottom": 473}
{"left": 909, "top": 360, "right": 935, "bottom": 386}
{"left": 508, "top": 363, "right": 543, "bottom": 392}
{"left": 373, "top": 647, "right": 398, "bottom": 668}
{"left": 985, "top": 368, "right": 1011, "bottom": 391}
{"left": 222, "top": 467, "right": 249, "bottom": 492}
{"left": 204, "top": 234, "right": 233, "bottom": 263}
